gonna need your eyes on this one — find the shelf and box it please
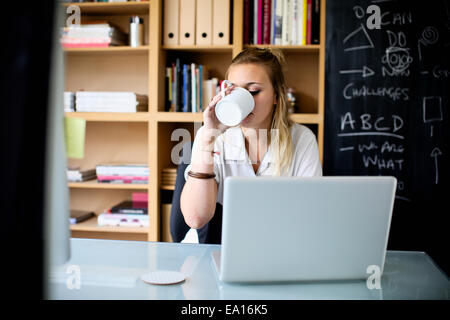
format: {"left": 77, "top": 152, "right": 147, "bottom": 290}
{"left": 70, "top": 216, "right": 148, "bottom": 234}
{"left": 63, "top": 1, "right": 150, "bottom": 15}
{"left": 65, "top": 112, "right": 150, "bottom": 122}
{"left": 244, "top": 44, "right": 321, "bottom": 53}
{"left": 162, "top": 45, "right": 233, "bottom": 53}
{"left": 68, "top": 181, "right": 149, "bottom": 190}
{"left": 155, "top": 112, "right": 320, "bottom": 124}
{"left": 156, "top": 112, "right": 203, "bottom": 123}
{"left": 289, "top": 113, "right": 322, "bottom": 124}
{"left": 161, "top": 185, "right": 175, "bottom": 191}
{"left": 64, "top": 46, "right": 149, "bottom": 55}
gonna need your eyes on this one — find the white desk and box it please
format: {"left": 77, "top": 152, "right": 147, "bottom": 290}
{"left": 47, "top": 238, "right": 449, "bottom": 300}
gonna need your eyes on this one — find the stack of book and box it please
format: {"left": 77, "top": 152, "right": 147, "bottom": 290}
{"left": 67, "top": 167, "right": 96, "bottom": 182}
{"left": 161, "top": 167, "right": 177, "bottom": 188}
{"left": 98, "top": 192, "right": 149, "bottom": 228}
{"left": 64, "top": 92, "right": 75, "bottom": 112}
{"left": 107, "top": 200, "right": 147, "bottom": 215}
{"left": 97, "top": 213, "right": 149, "bottom": 227}
{"left": 75, "top": 92, "right": 148, "bottom": 113}
{"left": 60, "top": 21, "right": 127, "bottom": 48}
{"left": 96, "top": 163, "right": 149, "bottom": 184}
{"left": 69, "top": 209, "right": 95, "bottom": 225}
{"left": 243, "top": 0, "right": 321, "bottom": 45}
{"left": 165, "top": 58, "right": 220, "bottom": 112}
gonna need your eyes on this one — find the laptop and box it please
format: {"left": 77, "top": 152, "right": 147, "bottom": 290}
{"left": 212, "top": 176, "right": 397, "bottom": 283}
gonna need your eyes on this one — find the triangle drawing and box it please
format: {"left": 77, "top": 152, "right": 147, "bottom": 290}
{"left": 343, "top": 24, "right": 375, "bottom": 52}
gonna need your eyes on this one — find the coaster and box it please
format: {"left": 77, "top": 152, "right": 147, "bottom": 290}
{"left": 141, "top": 271, "right": 186, "bottom": 285}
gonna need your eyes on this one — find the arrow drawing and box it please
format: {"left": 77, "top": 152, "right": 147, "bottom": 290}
{"left": 339, "top": 66, "right": 375, "bottom": 78}
{"left": 430, "top": 147, "right": 442, "bottom": 184}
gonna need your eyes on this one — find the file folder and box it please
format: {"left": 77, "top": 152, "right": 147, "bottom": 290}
{"left": 212, "top": 0, "right": 230, "bottom": 45}
{"left": 163, "top": 0, "right": 179, "bottom": 45}
{"left": 196, "top": 0, "right": 212, "bottom": 45}
{"left": 180, "top": 0, "right": 196, "bottom": 45}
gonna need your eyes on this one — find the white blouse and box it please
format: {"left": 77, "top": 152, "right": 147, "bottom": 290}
{"left": 185, "top": 122, "right": 323, "bottom": 205}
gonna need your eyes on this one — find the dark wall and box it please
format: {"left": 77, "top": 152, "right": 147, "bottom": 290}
{"left": 324, "top": 0, "right": 449, "bottom": 273}
{"left": 0, "top": 1, "right": 55, "bottom": 299}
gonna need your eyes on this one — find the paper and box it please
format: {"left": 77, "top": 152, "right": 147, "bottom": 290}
{"left": 64, "top": 117, "right": 86, "bottom": 159}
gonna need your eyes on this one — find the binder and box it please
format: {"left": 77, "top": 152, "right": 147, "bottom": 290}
{"left": 180, "top": 0, "right": 196, "bottom": 45}
{"left": 212, "top": 0, "right": 230, "bottom": 45}
{"left": 196, "top": 0, "right": 212, "bottom": 45}
{"left": 163, "top": 0, "right": 179, "bottom": 45}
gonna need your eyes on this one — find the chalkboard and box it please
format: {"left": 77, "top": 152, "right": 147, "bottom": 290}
{"left": 324, "top": 0, "right": 449, "bottom": 272}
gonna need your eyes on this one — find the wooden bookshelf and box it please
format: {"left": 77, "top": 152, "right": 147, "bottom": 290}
{"left": 64, "top": 0, "right": 326, "bottom": 242}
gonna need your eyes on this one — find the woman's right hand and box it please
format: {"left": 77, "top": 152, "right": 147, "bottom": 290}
{"left": 201, "top": 84, "right": 234, "bottom": 144}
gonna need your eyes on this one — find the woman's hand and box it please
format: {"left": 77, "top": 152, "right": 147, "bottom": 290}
{"left": 200, "top": 84, "right": 234, "bottom": 146}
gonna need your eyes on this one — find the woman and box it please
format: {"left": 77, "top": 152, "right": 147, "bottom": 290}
{"left": 180, "top": 47, "right": 322, "bottom": 242}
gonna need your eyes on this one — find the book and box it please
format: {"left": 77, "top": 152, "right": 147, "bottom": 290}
{"left": 165, "top": 67, "right": 172, "bottom": 111}
{"left": 96, "top": 163, "right": 149, "bottom": 176}
{"left": 70, "top": 209, "right": 95, "bottom": 225}
{"left": 302, "top": 0, "right": 307, "bottom": 45}
{"left": 167, "top": 60, "right": 214, "bottom": 113}
{"left": 97, "top": 175, "right": 148, "bottom": 181}
{"left": 98, "top": 179, "right": 148, "bottom": 184}
{"left": 306, "top": 0, "right": 312, "bottom": 44}
{"left": 67, "top": 167, "right": 96, "bottom": 182}
{"left": 262, "top": 0, "right": 271, "bottom": 44}
{"left": 60, "top": 21, "right": 126, "bottom": 48}
{"left": 108, "top": 200, "right": 148, "bottom": 215}
{"left": 282, "top": 0, "right": 290, "bottom": 45}
{"left": 270, "top": 0, "right": 276, "bottom": 44}
{"left": 311, "top": 0, "right": 320, "bottom": 44}
{"left": 199, "top": 65, "right": 203, "bottom": 112}
{"left": 257, "top": 0, "right": 263, "bottom": 44}
{"left": 132, "top": 192, "right": 148, "bottom": 203}
{"left": 183, "top": 64, "right": 188, "bottom": 112}
{"left": 97, "top": 212, "right": 149, "bottom": 227}
{"left": 244, "top": 0, "right": 250, "bottom": 44}
{"left": 191, "top": 62, "right": 197, "bottom": 113}
{"left": 253, "top": 0, "right": 258, "bottom": 44}
{"left": 75, "top": 92, "right": 148, "bottom": 113}
{"left": 249, "top": 0, "right": 255, "bottom": 44}
{"left": 274, "top": 0, "right": 283, "bottom": 44}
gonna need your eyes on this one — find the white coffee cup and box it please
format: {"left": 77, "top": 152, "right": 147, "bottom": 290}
{"left": 215, "top": 80, "right": 255, "bottom": 127}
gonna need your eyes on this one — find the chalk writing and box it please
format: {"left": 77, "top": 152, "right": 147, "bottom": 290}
{"left": 430, "top": 147, "right": 442, "bottom": 184}
{"left": 340, "top": 65, "right": 375, "bottom": 78}
{"left": 382, "top": 30, "right": 413, "bottom": 76}
{"left": 343, "top": 23, "right": 375, "bottom": 51}
{"left": 342, "top": 83, "right": 410, "bottom": 101}
{"left": 340, "top": 112, "right": 404, "bottom": 134}
{"left": 418, "top": 26, "right": 439, "bottom": 61}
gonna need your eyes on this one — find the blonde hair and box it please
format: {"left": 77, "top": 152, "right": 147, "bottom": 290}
{"left": 226, "top": 47, "right": 293, "bottom": 175}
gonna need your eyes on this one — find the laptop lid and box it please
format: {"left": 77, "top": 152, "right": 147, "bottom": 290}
{"left": 219, "top": 176, "right": 396, "bottom": 282}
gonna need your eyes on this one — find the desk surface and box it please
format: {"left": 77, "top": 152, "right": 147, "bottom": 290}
{"left": 48, "top": 238, "right": 449, "bottom": 300}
